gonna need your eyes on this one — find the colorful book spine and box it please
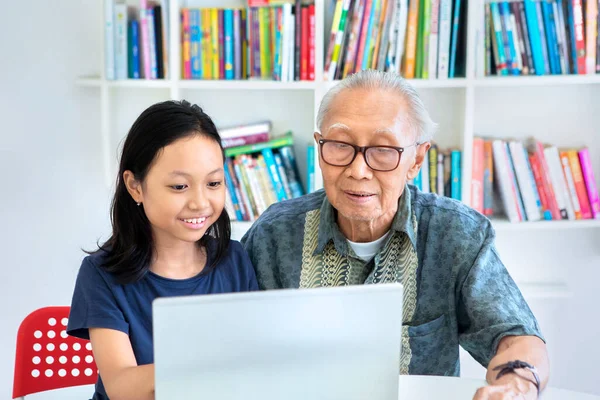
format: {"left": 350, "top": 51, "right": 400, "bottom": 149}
{"left": 273, "top": 7, "right": 282, "bottom": 81}
{"left": 585, "top": 0, "right": 598, "bottom": 74}
{"left": 528, "top": 152, "right": 553, "bottom": 220}
{"left": 362, "top": 0, "right": 378, "bottom": 71}
{"left": 552, "top": 0, "right": 568, "bottom": 74}
{"left": 218, "top": 9, "right": 226, "bottom": 79}
{"left": 490, "top": 3, "right": 508, "bottom": 75}
{"left": 541, "top": 0, "right": 560, "bottom": 74}
{"left": 294, "top": 0, "right": 302, "bottom": 80}
{"left": 572, "top": 0, "right": 586, "bottom": 73}
{"left": 232, "top": 159, "right": 255, "bottom": 220}
{"left": 159, "top": 1, "right": 169, "bottom": 78}
{"left": 224, "top": 9, "right": 234, "bottom": 79}
{"left": 499, "top": 2, "right": 518, "bottom": 74}
{"left": 274, "top": 153, "right": 293, "bottom": 199}
{"left": 128, "top": 20, "right": 140, "bottom": 79}
{"left": 471, "top": 138, "right": 484, "bottom": 213}
{"left": 492, "top": 140, "right": 521, "bottom": 223}
{"left": 224, "top": 160, "right": 244, "bottom": 221}
{"left": 483, "top": 140, "right": 494, "bottom": 216}
{"left": 566, "top": 150, "right": 592, "bottom": 219}
{"left": 279, "top": 146, "right": 305, "bottom": 198}
{"left": 535, "top": 1, "right": 551, "bottom": 74}
{"left": 181, "top": 9, "right": 191, "bottom": 79}
{"left": 428, "top": 144, "right": 438, "bottom": 194}
{"left": 225, "top": 133, "right": 293, "bottom": 158}
{"left": 403, "top": 0, "right": 419, "bottom": 77}
{"left": 516, "top": 2, "right": 535, "bottom": 75}
{"left": 510, "top": 4, "right": 526, "bottom": 74}
{"left": 448, "top": 0, "right": 462, "bottom": 78}
{"left": 114, "top": 4, "right": 128, "bottom": 80}
{"left": 234, "top": 9, "right": 242, "bottom": 80}
{"left": 450, "top": 150, "right": 461, "bottom": 200}
{"left": 329, "top": 0, "right": 352, "bottom": 80}
{"left": 222, "top": 132, "right": 270, "bottom": 149}
{"left": 395, "top": 0, "right": 410, "bottom": 74}
{"left": 262, "top": 148, "right": 288, "bottom": 201}
{"left": 544, "top": 146, "right": 573, "bottom": 220}
{"left": 146, "top": 8, "right": 158, "bottom": 79}
{"left": 325, "top": 0, "right": 343, "bottom": 75}
{"left": 211, "top": 8, "right": 220, "bottom": 79}
{"left": 509, "top": 141, "right": 541, "bottom": 221}
{"left": 420, "top": 0, "right": 432, "bottom": 78}
{"left": 241, "top": 9, "right": 248, "bottom": 79}
{"left": 104, "top": 0, "right": 116, "bottom": 80}
{"left": 437, "top": 0, "right": 452, "bottom": 78}
{"left": 190, "top": 9, "right": 202, "bottom": 79}
{"left": 427, "top": 0, "right": 440, "bottom": 79}
{"left": 578, "top": 148, "right": 600, "bottom": 219}
{"left": 560, "top": 150, "right": 582, "bottom": 220}
{"left": 505, "top": 142, "right": 526, "bottom": 221}
{"left": 153, "top": 5, "right": 165, "bottom": 79}
{"left": 523, "top": 0, "right": 545, "bottom": 75}
{"left": 301, "top": 5, "right": 309, "bottom": 80}
{"left": 307, "top": 144, "right": 315, "bottom": 193}
{"left": 308, "top": 4, "right": 315, "bottom": 80}
{"left": 202, "top": 9, "right": 212, "bottom": 79}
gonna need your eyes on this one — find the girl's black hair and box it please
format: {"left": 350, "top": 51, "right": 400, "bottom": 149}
{"left": 92, "top": 100, "right": 231, "bottom": 284}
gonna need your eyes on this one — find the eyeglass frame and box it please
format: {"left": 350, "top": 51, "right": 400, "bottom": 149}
{"left": 316, "top": 135, "right": 420, "bottom": 172}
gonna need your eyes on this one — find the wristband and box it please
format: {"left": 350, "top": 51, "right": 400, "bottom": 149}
{"left": 493, "top": 360, "right": 540, "bottom": 396}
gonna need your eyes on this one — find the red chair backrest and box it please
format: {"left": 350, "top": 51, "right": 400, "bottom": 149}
{"left": 13, "top": 306, "right": 98, "bottom": 398}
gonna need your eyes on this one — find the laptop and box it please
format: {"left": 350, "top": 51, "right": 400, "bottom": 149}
{"left": 153, "top": 283, "right": 404, "bottom": 400}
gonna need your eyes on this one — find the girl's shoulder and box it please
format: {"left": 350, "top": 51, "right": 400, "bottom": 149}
{"left": 76, "top": 249, "right": 119, "bottom": 287}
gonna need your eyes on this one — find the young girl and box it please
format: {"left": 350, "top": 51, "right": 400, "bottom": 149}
{"left": 67, "top": 100, "right": 258, "bottom": 400}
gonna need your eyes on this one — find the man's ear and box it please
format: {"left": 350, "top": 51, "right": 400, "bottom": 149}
{"left": 406, "top": 142, "right": 431, "bottom": 180}
{"left": 313, "top": 132, "right": 323, "bottom": 169}
{"left": 123, "top": 170, "right": 144, "bottom": 204}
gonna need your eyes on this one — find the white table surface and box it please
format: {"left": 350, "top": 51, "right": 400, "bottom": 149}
{"left": 400, "top": 375, "right": 600, "bottom": 399}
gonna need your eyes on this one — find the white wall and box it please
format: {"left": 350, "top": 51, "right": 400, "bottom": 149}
{"left": 0, "top": 1, "right": 107, "bottom": 398}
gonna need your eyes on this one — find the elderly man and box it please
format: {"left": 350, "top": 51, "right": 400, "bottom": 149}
{"left": 241, "top": 70, "right": 548, "bottom": 399}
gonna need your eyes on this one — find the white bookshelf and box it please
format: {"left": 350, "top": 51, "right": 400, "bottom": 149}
{"left": 77, "top": 0, "right": 600, "bottom": 234}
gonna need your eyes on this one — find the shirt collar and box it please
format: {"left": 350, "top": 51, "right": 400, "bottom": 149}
{"left": 315, "top": 185, "right": 417, "bottom": 255}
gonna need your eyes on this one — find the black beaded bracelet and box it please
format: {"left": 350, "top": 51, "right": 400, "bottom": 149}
{"left": 493, "top": 360, "right": 540, "bottom": 396}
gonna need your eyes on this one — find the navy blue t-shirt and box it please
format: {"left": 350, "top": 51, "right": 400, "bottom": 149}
{"left": 67, "top": 239, "right": 258, "bottom": 400}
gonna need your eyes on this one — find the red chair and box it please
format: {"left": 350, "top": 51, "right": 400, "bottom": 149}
{"left": 12, "top": 306, "right": 98, "bottom": 399}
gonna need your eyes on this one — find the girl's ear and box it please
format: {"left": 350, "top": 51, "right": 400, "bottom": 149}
{"left": 123, "top": 170, "right": 144, "bottom": 204}
{"left": 406, "top": 142, "right": 431, "bottom": 180}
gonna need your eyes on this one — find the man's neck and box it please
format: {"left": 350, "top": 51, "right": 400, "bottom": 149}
{"left": 337, "top": 211, "right": 396, "bottom": 243}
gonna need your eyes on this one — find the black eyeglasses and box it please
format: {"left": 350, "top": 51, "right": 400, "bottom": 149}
{"left": 317, "top": 137, "right": 419, "bottom": 172}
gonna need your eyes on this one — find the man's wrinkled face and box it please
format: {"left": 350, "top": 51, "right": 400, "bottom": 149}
{"left": 316, "top": 88, "right": 428, "bottom": 224}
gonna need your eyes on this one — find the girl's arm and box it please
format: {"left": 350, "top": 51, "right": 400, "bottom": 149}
{"left": 90, "top": 328, "right": 155, "bottom": 400}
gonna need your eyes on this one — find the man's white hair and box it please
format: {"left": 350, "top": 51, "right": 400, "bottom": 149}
{"left": 316, "top": 69, "right": 437, "bottom": 143}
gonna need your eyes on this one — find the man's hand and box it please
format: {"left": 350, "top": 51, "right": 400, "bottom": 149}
{"left": 473, "top": 371, "right": 538, "bottom": 400}
{"left": 477, "top": 335, "right": 548, "bottom": 400}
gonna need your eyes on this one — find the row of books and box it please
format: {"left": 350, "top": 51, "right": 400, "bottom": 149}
{"left": 325, "top": 0, "right": 467, "bottom": 81}
{"left": 105, "top": 0, "right": 169, "bottom": 80}
{"left": 182, "top": 2, "right": 315, "bottom": 81}
{"left": 220, "top": 123, "right": 306, "bottom": 221}
{"left": 411, "top": 144, "right": 463, "bottom": 199}
{"left": 471, "top": 137, "right": 600, "bottom": 223}
{"left": 484, "top": 0, "right": 600, "bottom": 77}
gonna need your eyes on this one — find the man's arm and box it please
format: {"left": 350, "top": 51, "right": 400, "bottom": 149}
{"left": 473, "top": 335, "right": 549, "bottom": 399}
{"left": 455, "top": 222, "right": 548, "bottom": 399}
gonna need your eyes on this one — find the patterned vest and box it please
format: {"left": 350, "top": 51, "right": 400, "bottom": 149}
{"left": 299, "top": 208, "right": 419, "bottom": 374}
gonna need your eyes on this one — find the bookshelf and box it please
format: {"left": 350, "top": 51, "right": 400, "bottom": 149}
{"left": 76, "top": 0, "right": 600, "bottom": 235}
